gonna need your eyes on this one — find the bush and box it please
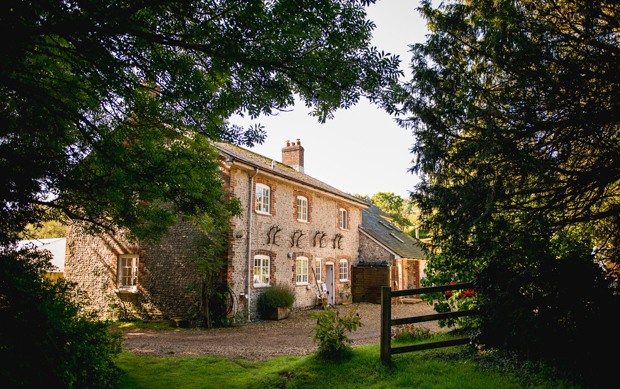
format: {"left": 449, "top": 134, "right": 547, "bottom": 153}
{"left": 257, "top": 283, "right": 295, "bottom": 309}
{"left": 474, "top": 230, "right": 620, "bottom": 387}
{"left": 310, "top": 304, "right": 363, "bottom": 360}
{"left": 0, "top": 246, "right": 123, "bottom": 388}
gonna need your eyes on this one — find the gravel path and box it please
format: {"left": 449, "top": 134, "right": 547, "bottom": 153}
{"left": 117, "top": 301, "right": 442, "bottom": 361}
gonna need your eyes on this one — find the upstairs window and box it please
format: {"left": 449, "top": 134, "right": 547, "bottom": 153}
{"left": 339, "top": 208, "right": 348, "bottom": 230}
{"left": 297, "top": 196, "right": 308, "bottom": 222}
{"left": 118, "top": 255, "right": 138, "bottom": 289}
{"left": 253, "top": 255, "right": 270, "bottom": 287}
{"left": 296, "top": 256, "right": 309, "bottom": 284}
{"left": 255, "top": 184, "right": 270, "bottom": 214}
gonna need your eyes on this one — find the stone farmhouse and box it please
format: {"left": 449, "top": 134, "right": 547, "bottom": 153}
{"left": 65, "top": 140, "right": 427, "bottom": 320}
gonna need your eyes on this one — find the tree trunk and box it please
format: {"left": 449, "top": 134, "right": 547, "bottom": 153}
{"left": 201, "top": 281, "right": 211, "bottom": 329}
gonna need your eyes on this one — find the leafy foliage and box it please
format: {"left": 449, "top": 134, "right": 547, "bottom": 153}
{"left": 188, "top": 202, "right": 241, "bottom": 328}
{"left": 0, "top": 247, "right": 123, "bottom": 388}
{"left": 475, "top": 228, "right": 618, "bottom": 359}
{"left": 399, "top": 0, "right": 620, "bottom": 372}
{"left": 353, "top": 192, "right": 425, "bottom": 235}
{"left": 310, "top": 304, "right": 363, "bottom": 360}
{"left": 401, "top": 0, "right": 620, "bottom": 264}
{"left": 420, "top": 269, "right": 478, "bottom": 328}
{"left": 1, "top": 0, "right": 401, "bottom": 245}
{"left": 258, "top": 283, "right": 296, "bottom": 309}
{"left": 370, "top": 192, "right": 415, "bottom": 231}
{"left": 20, "top": 219, "right": 67, "bottom": 240}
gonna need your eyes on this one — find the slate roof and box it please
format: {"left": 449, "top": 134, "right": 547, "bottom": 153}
{"left": 214, "top": 142, "right": 368, "bottom": 207}
{"left": 360, "top": 205, "right": 426, "bottom": 259}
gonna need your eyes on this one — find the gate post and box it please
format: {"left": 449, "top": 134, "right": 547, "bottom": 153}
{"left": 380, "top": 286, "right": 391, "bottom": 365}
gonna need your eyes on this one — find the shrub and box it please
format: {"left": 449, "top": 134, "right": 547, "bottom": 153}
{"left": 258, "top": 283, "right": 295, "bottom": 309}
{"left": 310, "top": 304, "right": 363, "bottom": 360}
{"left": 474, "top": 229, "right": 620, "bottom": 387}
{"left": 0, "top": 246, "right": 123, "bottom": 388}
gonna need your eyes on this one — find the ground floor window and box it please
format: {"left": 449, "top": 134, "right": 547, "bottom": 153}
{"left": 339, "top": 259, "right": 348, "bottom": 281}
{"left": 296, "top": 256, "right": 308, "bottom": 284}
{"left": 118, "top": 254, "right": 138, "bottom": 289}
{"left": 315, "top": 258, "right": 322, "bottom": 283}
{"left": 254, "top": 255, "right": 270, "bottom": 287}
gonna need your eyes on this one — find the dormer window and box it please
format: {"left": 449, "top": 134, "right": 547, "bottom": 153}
{"left": 339, "top": 208, "right": 348, "bottom": 230}
{"left": 255, "top": 184, "right": 270, "bottom": 214}
{"left": 297, "top": 196, "right": 308, "bottom": 222}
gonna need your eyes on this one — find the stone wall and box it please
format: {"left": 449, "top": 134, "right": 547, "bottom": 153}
{"left": 65, "top": 222, "right": 202, "bottom": 320}
{"left": 229, "top": 166, "right": 362, "bottom": 314}
{"left": 358, "top": 232, "right": 395, "bottom": 265}
{"left": 66, "top": 163, "right": 365, "bottom": 319}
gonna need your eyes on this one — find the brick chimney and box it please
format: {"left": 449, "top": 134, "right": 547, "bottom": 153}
{"left": 282, "top": 139, "right": 304, "bottom": 173}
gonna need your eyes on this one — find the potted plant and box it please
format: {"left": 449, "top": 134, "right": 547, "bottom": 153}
{"left": 258, "top": 283, "right": 295, "bottom": 320}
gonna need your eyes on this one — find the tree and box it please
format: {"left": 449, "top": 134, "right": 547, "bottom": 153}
{"left": 1, "top": 1, "right": 400, "bottom": 384}
{"left": 370, "top": 192, "right": 414, "bottom": 231}
{"left": 399, "top": 0, "right": 620, "bottom": 376}
{"left": 1, "top": 0, "right": 400, "bottom": 245}
{"left": 188, "top": 201, "right": 241, "bottom": 328}
{"left": 21, "top": 218, "right": 67, "bottom": 240}
{"left": 402, "top": 0, "right": 620, "bottom": 262}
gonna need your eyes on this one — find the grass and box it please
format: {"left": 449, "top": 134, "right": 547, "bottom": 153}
{"left": 115, "top": 332, "right": 584, "bottom": 389}
{"left": 108, "top": 320, "right": 184, "bottom": 331}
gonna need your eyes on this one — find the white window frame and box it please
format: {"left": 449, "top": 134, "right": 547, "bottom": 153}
{"left": 297, "top": 196, "right": 308, "bottom": 222}
{"left": 255, "top": 184, "right": 271, "bottom": 215}
{"left": 253, "top": 255, "right": 270, "bottom": 287}
{"left": 339, "top": 259, "right": 349, "bottom": 281}
{"left": 296, "top": 256, "right": 309, "bottom": 284}
{"left": 118, "top": 254, "right": 138, "bottom": 289}
{"left": 339, "top": 208, "right": 348, "bottom": 230}
{"left": 315, "top": 258, "right": 322, "bottom": 283}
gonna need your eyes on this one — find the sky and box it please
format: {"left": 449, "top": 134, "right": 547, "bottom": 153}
{"left": 234, "top": 0, "right": 432, "bottom": 199}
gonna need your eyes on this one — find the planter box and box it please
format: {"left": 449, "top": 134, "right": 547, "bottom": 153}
{"left": 263, "top": 306, "right": 291, "bottom": 320}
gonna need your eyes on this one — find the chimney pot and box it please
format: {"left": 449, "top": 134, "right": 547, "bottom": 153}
{"left": 296, "top": 139, "right": 301, "bottom": 145}
{"left": 286, "top": 140, "right": 290, "bottom": 147}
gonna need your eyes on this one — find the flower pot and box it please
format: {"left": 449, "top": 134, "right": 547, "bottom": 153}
{"left": 264, "top": 306, "right": 291, "bottom": 320}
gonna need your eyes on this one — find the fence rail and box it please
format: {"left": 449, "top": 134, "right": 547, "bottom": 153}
{"left": 380, "top": 283, "right": 476, "bottom": 364}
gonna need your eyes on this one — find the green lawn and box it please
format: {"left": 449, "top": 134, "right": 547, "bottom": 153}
{"left": 115, "top": 337, "right": 582, "bottom": 389}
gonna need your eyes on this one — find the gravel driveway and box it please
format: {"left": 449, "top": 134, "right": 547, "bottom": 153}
{"left": 118, "top": 302, "right": 442, "bottom": 361}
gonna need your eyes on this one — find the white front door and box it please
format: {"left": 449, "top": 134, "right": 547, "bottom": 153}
{"left": 326, "top": 263, "right": 335, "bottom": 305}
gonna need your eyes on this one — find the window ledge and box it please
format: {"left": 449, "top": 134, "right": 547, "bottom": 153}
{"left": 296, "top": 282, "right": 309, "bottom": 286}
{"left": 255, "top": 211, "right": 271, "bottom": 216}
{"left": 253, "top": 284, "right": 271, "bottom": 288}
{"left": 297, "top": 219, "right": 309, "bottom": 223}
{"left": 114, "top": 287, "right": 138, "bottom": 294}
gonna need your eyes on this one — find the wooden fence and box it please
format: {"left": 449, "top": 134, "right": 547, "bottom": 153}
{"left": 380, "top": 283, "right": 477, "bottom": 364}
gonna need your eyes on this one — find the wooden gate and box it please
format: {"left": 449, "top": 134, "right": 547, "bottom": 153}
{"left": 351, "top": 266, "right": 390, "bottom": 304}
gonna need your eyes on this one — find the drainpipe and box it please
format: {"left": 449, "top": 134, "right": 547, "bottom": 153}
{"left": 247, "top": 168, "right": 259, "bottom": 321}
